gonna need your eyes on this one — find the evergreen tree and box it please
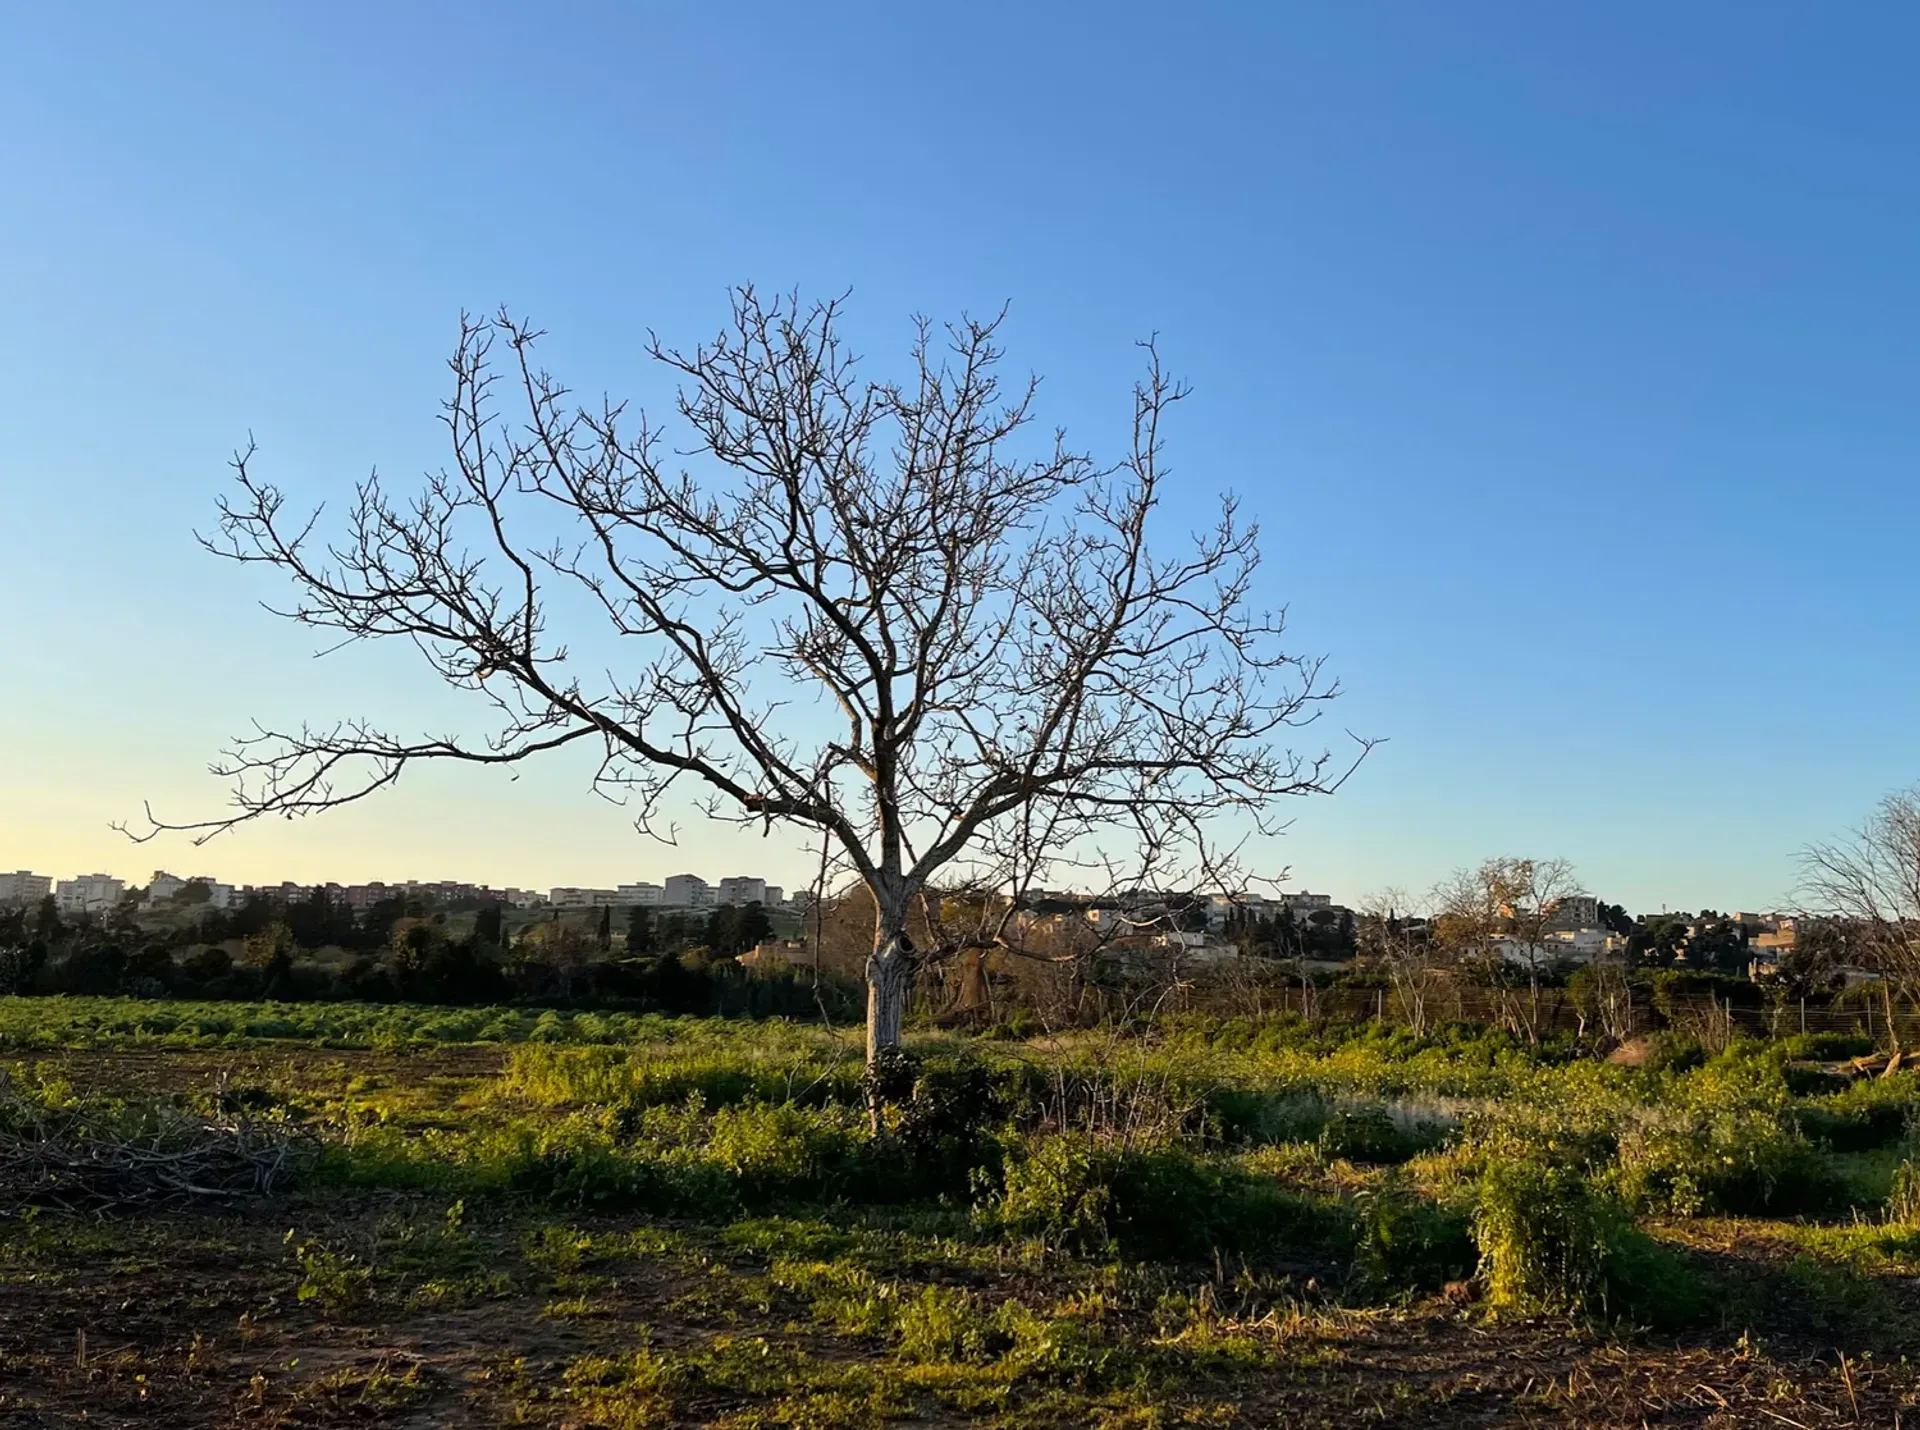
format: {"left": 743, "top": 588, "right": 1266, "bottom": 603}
{"left": 475, "top": 902, "right": 505, "bottom": 948}
{"left": 1273, "top": 904, "right": 1299, "bottom": 958}
{"left": 737, "top": 901, "right": 773, "bottom": 952}
{"left": 705, "top": 904, "right": 741, "bottom": 954}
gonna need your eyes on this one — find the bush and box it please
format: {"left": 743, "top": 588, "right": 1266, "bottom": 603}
{"left": 36, "top": 944, "right": 127, "bottom": 997}
{"left": 1639, "top": 1032, "right": 1707, "bottom": 1076}
{"left": 1615, "top": 1053, "right": 1846, "bottom": 1217}
{"left": 1888, "top": 1159, "right": 1920, "bottom": 1226}
{"left": 498, "top": 1134, "right": 739, "bottom": 1215}
{"left": 1475, "top": 1160, "right": 1703, "bottom": 1326}
{"left": 181, "top": 947, "right": 234, "bottom": 984}
{"left": 1315, "top": 1105, "right": 1447, "bottom": 1165}
{"left": 872, "top": 1052, "right": 1005, "bottom": 1199}
{"left": 508, "top": 1043, "right": 858, "bottom": 1115}
{"left": 702, "top": 1103, "right": 869, "bottom": 1201}
{"left": 1797, "top": 1075, "right": 1917, "bottom": 1154}
{"left": 1475, "top": 1160, "right": 1616, "bottom": 1314}
{"left": 1781, "top": 1031, "right": 1877, "bottom": 1062}
{"left": 992, "top": 1137, "right": 1115, "bottom": 1254}
{"left": 896, "top": 1285, "right": 1005, "bottom": 1364}
{"left": 990, "top": 1137, "right": 1350, "bottom": 1261}
{"left": 1355, "top": 1174, "right": 1475, "bottom": 1296}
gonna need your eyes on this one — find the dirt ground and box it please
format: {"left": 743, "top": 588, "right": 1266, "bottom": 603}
{"left": 5, "top": 1045, "right": 1919, "bottom": 1428}
{"left": 2, "top": 1192, "right": 1916, "bottom": 1429}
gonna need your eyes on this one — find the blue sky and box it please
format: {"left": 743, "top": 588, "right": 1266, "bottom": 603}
{"left": 3, "top": 1, "right": 1916, "bottom": 912}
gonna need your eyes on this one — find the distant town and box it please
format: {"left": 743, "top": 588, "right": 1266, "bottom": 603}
{"left": 0, "top": 867, "right": 1818, "bottom": 982}
{"left": 0, "top": 870, "right": 789, "bottom": 915}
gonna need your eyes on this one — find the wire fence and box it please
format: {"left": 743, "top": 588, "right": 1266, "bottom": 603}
{"left": 1170, "top": 983, "right": 1920, "bottom": 1044}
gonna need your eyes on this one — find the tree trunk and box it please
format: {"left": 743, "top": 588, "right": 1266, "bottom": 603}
{"left": 1526, "top": 961, "right": 1542, "bottom": 1046}
{"left": 950, "top": 946, "right": 992, "bottom": 1022}
{"left": 866, "top": 923, "right": 915, "bottom": 1067}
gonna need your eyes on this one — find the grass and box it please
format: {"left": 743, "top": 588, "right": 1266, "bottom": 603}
{"left": 3, "top": 992, "right": 1920, "bottom": 1425}
{"left": 0, "top": 993, "right": 847, "bottom": 1051}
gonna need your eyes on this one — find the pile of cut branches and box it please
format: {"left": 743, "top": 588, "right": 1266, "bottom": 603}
{"left": 0, "top": 1072, "right": 313, "bottom": 1213}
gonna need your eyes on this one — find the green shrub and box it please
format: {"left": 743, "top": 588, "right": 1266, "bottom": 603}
{"left": 990, "top": 1298, "right": 1129, "bottom": 1384}
{"left": 1781, "top": 1031, "right": 1876, "bottom": 1061}
{"left": 1356, "top": 1175, "right": 1475, "bottom": 1296}
{"left": 1799, "top": 1075, "right": 1917, "bottom": 1154}
{"left": 1475, "top": 1160, "right": 1615, "bottom": 1314}
{"left": 896, "top": 1285, "right": 1005, "bottom": 1363}
{"left": 989, "top": 1137, "right": 1350, "bottom": 1261}
{"left": 286, "top": 1233, "right": 373, "bottom": 1317}
{"left": 1315, "top": 1105, "right": 1447, "bottom": 1165}
{"left": 1474, "top": 1160, "right": 1703, "bottom": 1326}
{"left": 1889, "top": 1159, "right": 1920, "bottom": 1225}
{"left": 867, "top": 1051, "right": 1007, "bottom": 1198}
{"left": 501, "top": 1137, "right": 738, "bottom": 1215}
{"left": 504, "top": 1041, "right": 860, "bottom": 1115}
{"left": 1615, "top": 1053, "right": 1845, "bottom": 1217}
{"left": 770, "top": 1257, "right": 900, "bottom": 1337}
{"left": 1639, "top": 1032, "right": 1707, "bottom": 1076}
{"left": 702, "top": 1102, "right": 869, "bottom": 1201}
{"left": 992, "top": 1137, "right": 1115, "bottom": 1254}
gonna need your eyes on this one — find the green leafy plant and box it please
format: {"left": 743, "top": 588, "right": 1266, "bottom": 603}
{"left": 1474, "top": 1160, "right": 1703, "bottom": 1326}
{"left": 286, "top": 1232, "right": 373, "bottom": 1317}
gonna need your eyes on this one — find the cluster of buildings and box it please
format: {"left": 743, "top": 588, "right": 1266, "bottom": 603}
{"left": 0, "top": 865, "right": 1815, "bottom": 983}
{"left": 1009, "top": 890, "right": 1781, "bottom": 972}
{"left": 1, "top": 870, "right": 139, "bottom": 915}
{"left": 545, "top": 875, "right": 786, "bottom": 910}
{"left": 0, "top": 868, "right": 792, "bottom": 916}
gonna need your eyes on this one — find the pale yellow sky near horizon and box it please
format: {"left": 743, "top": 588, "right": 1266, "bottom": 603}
{"left": 1, "top": 754, "right": 831, "bottom": 893}
{"left": 2, "top": 743, "right": 1333, "bottom": 898}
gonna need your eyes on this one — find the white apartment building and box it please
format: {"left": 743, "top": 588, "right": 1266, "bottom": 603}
{"left": 548, "top": 887, "right": 624, "bottom": 907}
{"left": 146, "top": 871, "right": 239, "bottom": 909}
{"left": 541, "top": 876, "right": 781, "bottom": 909}
{"left": 662, "top": 874, "right": 712, "bottom": 907}
{"left": 0, "top": 871, "right": 52, "bottom": 905}
{"left": 716, "top": 876, "right": 767, "bottom": 905}
{"left": 1545, "top": 895, "right": 1603, "bottom": 932}
{"left": 1201, "top": 890, "right": 1339, "bottom": 931}
{"left": 1494, "top": 928, "right": 1625, "bottom": 966}
{"left": 55, "top": 874, "right": 126, "bottom": 914}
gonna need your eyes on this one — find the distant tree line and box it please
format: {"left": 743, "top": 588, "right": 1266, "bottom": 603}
{"left": 0, "top": 892, "right": 842, "bottom": 1018}
{"left": 1219, "top": 903, "right": 1359, "bottom": 961}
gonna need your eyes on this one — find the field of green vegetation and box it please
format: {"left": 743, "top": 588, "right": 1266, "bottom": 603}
{"left": 4, "top": 995, "right": 1919, "bottom": 1427}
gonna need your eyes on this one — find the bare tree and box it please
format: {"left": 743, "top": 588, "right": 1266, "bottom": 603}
{"left": 1358, "top": 887, "right": 1444, "bottom": 1039}
{"left": 1429, "top": 866, "right": 1500, "bottom": 967}
{"left": 1569, "top": 959, "right": 1635, "bottom": 1046}
{"left": 132, "top": 290, "right": 1365, "bottom": 1069}
{"left": 1433, "top": 857, "right": 1583, "bottom": 1044}
{"left": 1799, "top": 786, "right": 1920, "bottom": 1057}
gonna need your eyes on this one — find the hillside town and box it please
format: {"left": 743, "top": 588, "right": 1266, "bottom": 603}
{"left": 0, "top": 865, "right": 1825, "bottom": 985}
{"left": 0, "top": 869, "right": 790, "bottom": 916}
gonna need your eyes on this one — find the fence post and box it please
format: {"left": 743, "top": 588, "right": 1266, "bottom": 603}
{"left": 1376, "top": 988, "right": 1385, "bottom": 1024}
{"left": 1800, "top": 998, "right": 1806, "bottom": 1035}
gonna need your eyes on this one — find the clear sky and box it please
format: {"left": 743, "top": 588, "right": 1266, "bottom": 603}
{"left": 4, "top": 2, "right": 1917, "bottom": 913}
